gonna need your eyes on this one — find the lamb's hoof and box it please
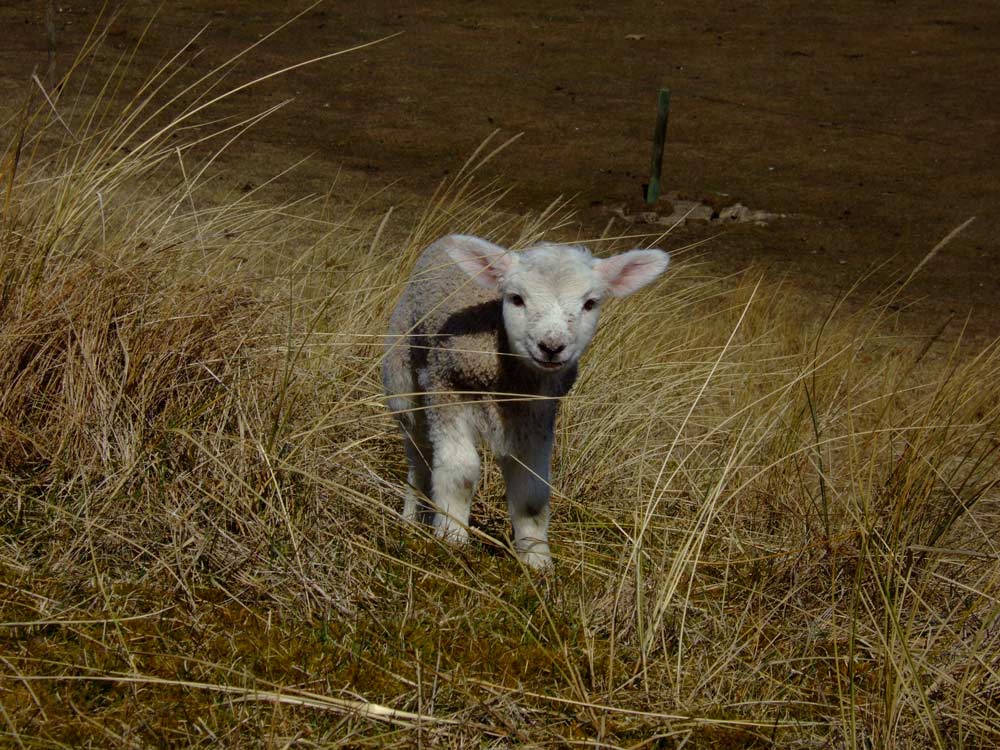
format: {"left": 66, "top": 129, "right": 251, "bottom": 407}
{"left": 401, "top": 496, "right": 420, "bottom": 523}
{"left": 516, "top": 542, "right": 553, "bottom": 571}
{"left": 402, "top": 509, "right": 432, "bottom": 528}
{"left": 433, "top": 520, "right": 470, "bottom": 545}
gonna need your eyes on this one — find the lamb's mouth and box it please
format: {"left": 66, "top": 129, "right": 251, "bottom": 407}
{"left": 530, "top": 356, "right": 566, "bottom": 371}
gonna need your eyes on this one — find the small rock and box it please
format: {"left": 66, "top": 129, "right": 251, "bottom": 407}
{"left": 718, "top": 203, "right": 751, "bottom": 222}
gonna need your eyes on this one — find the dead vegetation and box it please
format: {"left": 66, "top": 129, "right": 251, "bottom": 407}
{"left": 0, "top": 17, "right": 998, "bottom": 749}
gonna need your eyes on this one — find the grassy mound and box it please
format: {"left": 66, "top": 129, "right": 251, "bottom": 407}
{"left": 1, "top": 20, "right": 997, "bottom": 749}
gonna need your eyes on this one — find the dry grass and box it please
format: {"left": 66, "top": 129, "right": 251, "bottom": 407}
{"left": 1, "top": 18, "right": 998, "bottom": 750}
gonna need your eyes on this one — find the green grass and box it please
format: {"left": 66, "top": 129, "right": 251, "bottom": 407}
{"left": 1, "top": 16, "right": 998, "bottom": 749}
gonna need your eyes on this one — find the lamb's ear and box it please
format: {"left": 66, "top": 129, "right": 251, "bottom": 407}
{"left": 442, "top": 234, "right": 517, "bottom": 290}
{"left": 594, "top": 249, "right": 670, "bottom": 298}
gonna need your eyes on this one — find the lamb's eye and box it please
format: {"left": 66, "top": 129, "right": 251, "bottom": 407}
{"left": 509, "top": 294, "right": 525, "bottom": 308}
{"left": 583, "top": 298, "right": 598, "bottom": 312}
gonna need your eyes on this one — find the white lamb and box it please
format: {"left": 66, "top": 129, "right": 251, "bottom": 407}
{"left": 383, "top": 234, "right": 669, "bottom": 569}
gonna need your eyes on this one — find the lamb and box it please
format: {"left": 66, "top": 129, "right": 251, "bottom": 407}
{"left": 382, "top": 234, "right": 670, "bottom": 569}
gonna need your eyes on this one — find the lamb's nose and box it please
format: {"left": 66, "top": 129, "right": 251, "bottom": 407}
{"left": 538, "top": 341, "right": 566, "bottom": 358}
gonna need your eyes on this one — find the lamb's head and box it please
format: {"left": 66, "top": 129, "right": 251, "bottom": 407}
{"left": 444, "top": 235, "right": 670, "bottom": 374}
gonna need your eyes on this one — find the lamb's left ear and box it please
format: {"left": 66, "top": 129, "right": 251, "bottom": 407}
{"left": 442, "top": 234, "right": 518, "bottom": 290}
{"left": 594, "top": 249, "right": 670, "bottom": 297}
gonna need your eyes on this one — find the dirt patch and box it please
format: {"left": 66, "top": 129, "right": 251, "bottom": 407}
{"left": 1, "top": 1, "right": 997, "bottom": 343}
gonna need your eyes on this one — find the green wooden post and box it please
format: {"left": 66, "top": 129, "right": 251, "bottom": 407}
{"left": 645, "top": 88, "right": 671, "bottom": 204}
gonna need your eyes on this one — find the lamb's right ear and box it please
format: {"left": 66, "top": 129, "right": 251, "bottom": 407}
{"left": 442, "top": 234, "right": 517, "bottom": 290}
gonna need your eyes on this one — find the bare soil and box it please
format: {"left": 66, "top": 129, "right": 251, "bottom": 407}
{"left": 2, "top": 0, "right": 998, "bottom": 341}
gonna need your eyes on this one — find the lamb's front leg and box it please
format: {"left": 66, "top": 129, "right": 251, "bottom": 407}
{"left": 499, "top": 434, "right": 554, "bottom": 570}
{"left": 428, "top": 417, "right": 480, "bottom": 544}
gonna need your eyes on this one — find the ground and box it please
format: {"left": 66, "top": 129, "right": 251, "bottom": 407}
{"left": 1, "top": 0, "right": 997, "bottom": 340}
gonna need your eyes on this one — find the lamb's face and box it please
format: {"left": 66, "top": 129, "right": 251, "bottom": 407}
{"left": 500, "top": 246, "right": 602, "bottom": 373}
{"left": 444, "top": 235, "right": 670, "bottom": 375}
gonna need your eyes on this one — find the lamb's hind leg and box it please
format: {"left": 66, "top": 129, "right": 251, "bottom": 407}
{"left": 387, "top": 385, "right": 433, "bottom": 524}
{"left": 499, "top": 434, "right": 554, "bottom": 570}
{"left": 402, "top": 432, "right": 433, "bottom": 523}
